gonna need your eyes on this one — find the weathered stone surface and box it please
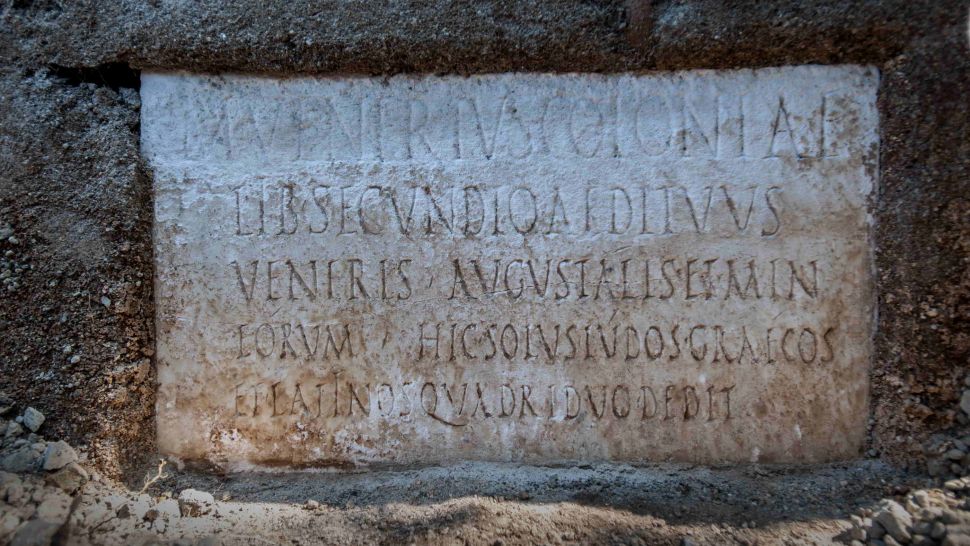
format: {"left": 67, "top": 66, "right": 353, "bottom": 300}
{"left": 875, "top": 499, "right": 914, "bottom": 543}
{"left": 21, "top": 408, "right": 43, "bottom": 433}
{"left": 1, "top": 445, "right": 40, "bottom": 473}
{"left": 46, "top": 462, "right": 89, "bottom": 494}
{"left": 178, "top": 489, "right": 215, "bottom": 517}
{"left": 144, "top": 66, "right": 878, "bottom": 468}
{"left": 40, "top": 441, "right": 77, "bottom": 471}
{"left": 0, "top": 471, "right": 24, "bottom": 503}
{"left": 35, "top": 490, "right": 73, "bottom": 523}
{"left": 10, "top": 519, "right": 61, "bottom": 546}
{"left": 0, "top": 393, "right": 14, "bottom": 417}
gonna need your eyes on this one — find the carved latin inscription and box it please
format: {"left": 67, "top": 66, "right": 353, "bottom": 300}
{"left": 144, "top": 67, "right": 878, "bottom": 468}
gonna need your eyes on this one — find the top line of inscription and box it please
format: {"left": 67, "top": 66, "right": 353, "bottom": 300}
{"left": 141, "top": 67, "right": 878, "bottom": 165}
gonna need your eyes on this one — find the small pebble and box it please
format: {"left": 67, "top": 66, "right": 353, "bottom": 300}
{"left": 961, "top": 390, "right": 970, "bottom": 415}
{"left": 22, "top": 407, "right": 44, "bottom": 432}
{"left": 945, "top": 479, "right": 967, "bottom": 491}
{"left": 946, "top": 449, "right": 965, "bottom": 461}
{"left": 41, "top": 441, "right": 78, "bottom": 471}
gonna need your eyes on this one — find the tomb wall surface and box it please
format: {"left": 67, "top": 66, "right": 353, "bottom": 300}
{"left": 0, "top": 1, "right": 966, "bottom": 477}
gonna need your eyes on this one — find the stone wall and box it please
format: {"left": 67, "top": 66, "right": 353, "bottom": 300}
{"left": 0, "top": 0, "right": 967, "bottom": 479}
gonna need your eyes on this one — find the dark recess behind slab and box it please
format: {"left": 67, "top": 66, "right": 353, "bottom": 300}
{"left": 47, "top": 63, "right": 140, "bottom": 91}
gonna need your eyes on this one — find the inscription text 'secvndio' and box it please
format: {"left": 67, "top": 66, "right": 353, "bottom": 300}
{"left": 145, "top": 67, "right": 878, "bottom": 468}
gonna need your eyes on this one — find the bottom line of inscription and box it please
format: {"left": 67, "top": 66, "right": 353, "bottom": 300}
{"left": 233, "top": 379, "right": 736, "bottom": 425}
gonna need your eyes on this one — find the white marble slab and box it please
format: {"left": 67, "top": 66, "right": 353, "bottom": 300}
{"left": 142, "top": 66, "right": 878, "bottom": 469}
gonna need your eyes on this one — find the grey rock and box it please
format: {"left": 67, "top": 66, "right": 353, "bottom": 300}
{"left": 933, "top": 521, "right": 948, "bottom": 540}
{"left": 874, "top": 500, "right": 913, "bottom": 543}
{"left": 868, "top": 519, "right": 887, "bottom": 539}
{"left": 946, "top": 479, "right": 969, "bottom": 491}
{"left": 961, "top": 390, "right": 970, "bottom": 415}
{"left": 178, "top": 488, "right": 215, "bottom": 517}
{"left": 947, "top": 448, "right": 966, "bottom": 461}
{"left": 10, "top": 519, "right": 61, "bottom": 546}
{"left": 156, "top": 498, "right": 181, "bottom": 527}
{"left": 0, "top": 470, "right": 24, "bottom": 503}
{"left": 36, "top": 491, "right": 72, "bottom": 523}
{"left": 4, "top": 421, "right": 23, "bottom": 439}
{"left": 944, "top": 525, "right": 970, "bottom": 546}
{"left": 46, "top": 462, "right": 89, "bottom": 493}
{"left": 942, "top": 509, "right": 970, "bottom": 526}
{"left": 927, "top": 458, "right": 948, "bottom": 477}
{"left": 40, "top": 441, "right": 77, "bottom": 471}
{"left": 849, "top": 515, "right": 867, "bottom": 541}
{"left": 1, "top": 445, "right": 39, "bottom": 473}
{"left": 932, "top": 510, "right": 953, "bottom": 524}
{"left": 0, "top": 511, "right": 21, "bottom": 538}
{"left": 883, "top": 535, "right": 902, "bottom": 546}
{"left": 911, "top": 490, "right": 932, "bottom": 508}
{"left": 21, "top": 407, "right": 44, "bottom": 432}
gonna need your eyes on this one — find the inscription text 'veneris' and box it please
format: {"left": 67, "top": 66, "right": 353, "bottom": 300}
{"left": 230, "top": 256, "right": 820, "bottom": 303}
